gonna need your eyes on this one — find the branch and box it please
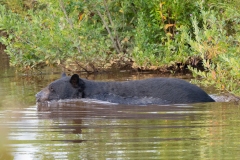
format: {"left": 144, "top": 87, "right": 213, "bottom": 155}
{"left": 59, "top": 0, "right": 82, "bottom": 54}
{"left": 74, "top": 61, "right": 95, "bottom": 73}
{"left": 103, "top": 0, "right": 122, "bottom": 52}
{"left": 96, "top": 10, "right": 121, "bottom": 54}
{"left": 59, "top": 0, "right": 73, "bottom": 28}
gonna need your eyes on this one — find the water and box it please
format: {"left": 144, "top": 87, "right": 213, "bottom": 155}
{"left": 0, "top": 56, "right": 240, "bottom": 159}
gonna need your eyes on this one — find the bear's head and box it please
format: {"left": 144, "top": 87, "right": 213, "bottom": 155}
{"left": 36, "top": 73, "right": 85, "bottom": 102}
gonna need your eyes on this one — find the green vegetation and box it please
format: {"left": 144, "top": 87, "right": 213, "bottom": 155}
{"left": 0, "top": 0, "right": 239, "bottom": 95}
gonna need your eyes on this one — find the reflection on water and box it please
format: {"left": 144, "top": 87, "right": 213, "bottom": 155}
{"left": 0, "top": 53, "right": 240, "bottom": 159}
{"left": 2, "top": 100, "right": 240, "bottom": 160}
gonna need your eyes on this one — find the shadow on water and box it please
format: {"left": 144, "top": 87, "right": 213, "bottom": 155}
{"left": 1, "top": 51, "right": 240, "bottom": 159}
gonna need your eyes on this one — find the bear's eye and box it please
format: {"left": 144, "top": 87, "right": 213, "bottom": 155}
{"left": 49, "top": 86, "right": 54, "bottom": 92}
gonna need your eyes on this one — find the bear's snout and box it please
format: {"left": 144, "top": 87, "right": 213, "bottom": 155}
{"left": 35, "top": 91, "right": 43, "bottom": 102}
{"left": 36, "top": 87, "right": 50, "bottom": 102}
{"left": 35, "top": 92, "right": 40, "bottom": 102}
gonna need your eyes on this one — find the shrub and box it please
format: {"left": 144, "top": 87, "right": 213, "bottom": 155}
{"left": 0, "top": 0, "right": 239, "bottom": 95}
{"left": 181, "top": 2, "right": 240, "bottom": 95}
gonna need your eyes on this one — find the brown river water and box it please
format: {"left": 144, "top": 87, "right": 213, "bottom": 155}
{"left": 0, "top": 54, "right": 240, "bottom": 160}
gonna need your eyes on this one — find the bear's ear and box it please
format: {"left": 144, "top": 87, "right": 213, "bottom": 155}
{"left": 70, "top": 74, "right": 80, "bottom": 88}
{"left": 70, "top": 74, "right": 85, "bottom": 91}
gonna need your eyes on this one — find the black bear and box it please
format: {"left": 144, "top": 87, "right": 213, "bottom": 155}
{"left": 36, "top": 73, "right": 215, "bottom": 105}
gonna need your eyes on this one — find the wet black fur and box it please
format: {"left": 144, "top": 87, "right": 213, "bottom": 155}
{"left": 36, "top": 73, "right": 215, "bottom": 105}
